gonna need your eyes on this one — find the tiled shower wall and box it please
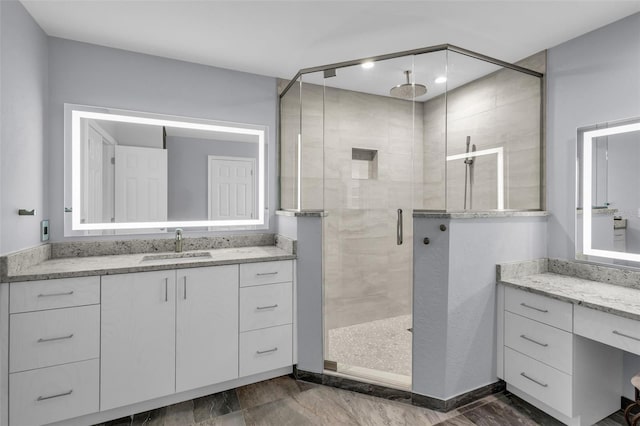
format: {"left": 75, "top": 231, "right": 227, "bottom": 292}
{"left": 279, "top": 79, "right": 422, "bottom": 330}
{"left": 423, "top": 51, "right": 546, "bottom": 210}
{"left": 323, "top": 86, "right": 423, "bottom": 330}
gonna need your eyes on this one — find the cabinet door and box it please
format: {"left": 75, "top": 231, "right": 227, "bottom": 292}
{"left": 101, "top": 270, "right": 176, "bottom": 410}
{"left": 176, "top": 265, "right": 239, "bottom": 392}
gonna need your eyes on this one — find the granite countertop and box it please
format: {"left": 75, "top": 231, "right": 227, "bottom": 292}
{"left": 499, "top": 271, "right": 640, "bottom": 322}
{"left": 6, "top": 246, "right": 295, "bottom": 283}
{"left": 413, "top": 210, "right": 548, "bottom": 219}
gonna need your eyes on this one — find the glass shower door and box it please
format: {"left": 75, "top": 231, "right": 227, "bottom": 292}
{"left": 316, "top": 56, "right": 420, "bottom": 389}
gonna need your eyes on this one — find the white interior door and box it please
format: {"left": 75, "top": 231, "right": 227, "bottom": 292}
{"left": 102, "top": 143, "right": 115, "bottom": 231}
{"left": 83, "top": 126, "right": 103, "bottom": 225}
{"left": 115, "top": 145, "right": 168, "bottom": 226}
{"left": 208, "top": 156, "right": 255, "bottom": 220}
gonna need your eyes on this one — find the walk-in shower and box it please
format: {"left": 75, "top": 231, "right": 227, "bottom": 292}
{"left": 279, "top": 44, "right": 543, "bottom": 389}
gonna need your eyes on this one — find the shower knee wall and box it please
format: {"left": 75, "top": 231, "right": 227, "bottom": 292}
{"left": 412, "top": 215, "right": 547, "bottom": 399}
{"left": 289, "top": 213, "right": 548, "bottom": 397}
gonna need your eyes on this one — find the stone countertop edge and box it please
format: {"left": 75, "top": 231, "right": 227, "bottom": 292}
{"left": 5, "top": 248, "right": 296, "bottom": 283}
{"left": 497, "top": 258, "right": 640, "bottom": 321}
{"left": 413, "top": 210, "right": 549, "bottom": 219}
{"left": 498, "top": 276, "right": 640, "bottom": 322}
{"left": 276, "top": 210, "right": 328, "bottom": 217}
{"left": 576, "top": 208, "right": 618, "bottom": 215}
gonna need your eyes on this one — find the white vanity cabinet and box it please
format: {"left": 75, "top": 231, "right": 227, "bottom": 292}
{"left": 498, "top": 285, "right": 623, "bottom": 426}
{"left": 8, "top": 276, "right": 101, "bottom": 426}
{"left": 239, "top": 260, "right": 294, "bottom": 377}
{"left": 502, "top": 287, "right": 574, "bottom": 416}
{"left": 4, "top": 257, "right": 294, "bottom": 425}
{"left": 101, "top": 265, "right": 242, "bottom": 408}
{"left": 101, "top": 270, "right": 176, "bottom": 410}
{"left": 175, "top": 265, "right": 239, "bottom": 392}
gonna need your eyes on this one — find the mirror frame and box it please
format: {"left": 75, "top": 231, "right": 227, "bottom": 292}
{"left": 578, "top": 117, "right": 640, "bottom": 262}
{"left": 64, "top": 103, "right": 268, "bottom": 234}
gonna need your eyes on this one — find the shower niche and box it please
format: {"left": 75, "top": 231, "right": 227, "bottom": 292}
{"left": 351, "top": 148, "right": 378, "bottom": 180}
{"left": 279, "top": 44, "right": 544, "bottom": 390}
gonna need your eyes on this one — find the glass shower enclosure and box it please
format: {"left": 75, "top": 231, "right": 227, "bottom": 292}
{"left": 280, "top": 44, "right": 543, "bottom": 389}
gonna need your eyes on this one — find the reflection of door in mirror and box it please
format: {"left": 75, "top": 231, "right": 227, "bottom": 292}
{"left": 81, "top": 121, "right": 116, "bottom": 235}
{"left": 115, "top": 145, "right": 168, "bottom": 234}
{"left": 593, "top": 136, "right": 608, "bottom": 208}
{"left": 208, "top": 156, "right": 255, "bottom": 221}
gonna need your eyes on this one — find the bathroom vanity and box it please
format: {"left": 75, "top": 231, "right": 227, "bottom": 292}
{"left": 496, "top": 259, "right": 640, "bottom": 426}
{"left": 0, "top": 239, "right": 296, "bottom": 426}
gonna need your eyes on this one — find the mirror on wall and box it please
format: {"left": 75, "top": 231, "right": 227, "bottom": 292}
{"left": 64, "top": 104, "right": 268, "bottom": 236}
{"left": 576, "top": 117, "right": 640, "bottom": 264}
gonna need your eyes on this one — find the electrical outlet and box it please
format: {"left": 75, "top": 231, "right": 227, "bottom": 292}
{"left": 41, "top": 220, "right": 49, "bottom": 242}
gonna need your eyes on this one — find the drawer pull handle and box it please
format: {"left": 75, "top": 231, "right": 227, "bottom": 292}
{"left": 256, "top": 347, "right": 278, "bottom": 355}
{"left": 165, "top": 278, "right": 168, "bottom": 302}
{"left": 520, "top": 372, "right": 548, "bottom": 388}
{"left": 37, "top": 291, "right": 74, "bottom": 298}
{"left": 520, "top": 302, "right": 548, "bottom": 313}
{"left": 520, "top": 334, "right": 549, "bottom": 347}
{"left": 612, "top": 330, "right": 640, "bottom": 342}
{"left": 37, "top": 334, "right": 74, "bottom": 343}
{"left": 256, "top": 272, "right": 278, "bottom": 276}
{"left": 37, "top": 389, "right": 73, "bottom": 401}
{"left": 183, "top": 276, "right": 187, "bottom": 300}
{"left": 257, "top": 304, "right": 278, "bottom": 310}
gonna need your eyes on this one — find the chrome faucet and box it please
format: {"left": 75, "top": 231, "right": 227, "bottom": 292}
{"left": 175, "top": 228, "right": 183, "bottom": 253}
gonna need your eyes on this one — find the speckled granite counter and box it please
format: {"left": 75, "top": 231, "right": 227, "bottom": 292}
{"left": 413, "top": 210, "right": 548, "bottom": 219}
{"left": 1, "top": 234, "right": 296, "bottom": 283}
{"left": 497, "top": 258, "right": 640, "bottom": 321}
{"left": 5, "top": 246, "right": 295, "bottom": 282}
{"left": 276, "top": 210, "right": 328, "bottom": 217}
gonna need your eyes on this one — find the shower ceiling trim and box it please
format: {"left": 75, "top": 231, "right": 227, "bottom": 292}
{"left": 279, "top": 43, "right": 543, "bottom": 100}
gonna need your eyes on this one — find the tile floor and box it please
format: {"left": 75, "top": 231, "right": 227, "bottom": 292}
{"left": 96, "top": 375, "right": 626, "bottom": 426}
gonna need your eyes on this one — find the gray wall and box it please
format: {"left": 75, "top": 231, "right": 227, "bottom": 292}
{"left": 546, "top": 11, "right": 640, "bottom": 400}
{"left": 294, "top": 216, "right": 324, "bottom": 373}
{"left": 167, "top": 136, "right": 259, "bottom": 221}
{"left": 47, "top": 37, "right": 278, "bottom": 241}
{"left": 413, "top": 216, "right": 547, "bottom": 399}
{"left": 0, "top": 0, "right": 48, "bottom": 255}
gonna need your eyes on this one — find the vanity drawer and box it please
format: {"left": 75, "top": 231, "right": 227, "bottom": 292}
{"left": 239, "top": 324, "right": 292, "bottom": 377}
{"left": 504, "top": 347, "right": 572, "bottom": 416}
{"left": 504, "top": 311, "right": 573, "bottom": 374}
{"left": 10, "top": 276, "right": 100, "bottom": 313}
{"left": 9, "top": 358, "right": 99, "bottom": 426}
{"left": 10, "top": 305, "right": 100, "bottom": 373}
{"left": 240, "top": 282, "right": 292, "bottom": 332}
{"left": 240, "top": 260, "right": 293, "bottom": 287}
{"left": 505, "top": 286, "right": 572, "bottom": 331}
{"left": 574, "top": 305, "right": 640, "bottom": 356}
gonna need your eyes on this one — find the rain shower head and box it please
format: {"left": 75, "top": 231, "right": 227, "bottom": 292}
{"left": 390, "top": 70, "right": 427, "bottom": 99}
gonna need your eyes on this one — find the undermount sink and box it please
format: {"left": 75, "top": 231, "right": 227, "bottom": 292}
{"left": 140, "top": 251, "right": 212, "bottom": 263}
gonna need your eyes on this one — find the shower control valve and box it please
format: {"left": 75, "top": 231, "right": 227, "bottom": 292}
{"left": 423, "top": 238, "right": 430, "bottom": 245}
{"left": 439, "top": 224, "right": 447, "bottom": 232}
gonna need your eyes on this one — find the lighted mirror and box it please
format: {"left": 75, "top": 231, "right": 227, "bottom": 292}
{"left": 64, "top": 104, "right": 267, "bottom": 235}
{"left": 576, "top": 117, "right": 640, "bottom": 264}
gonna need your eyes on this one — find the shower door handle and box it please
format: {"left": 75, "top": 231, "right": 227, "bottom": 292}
{"left": 397, "top": 209, "right": 403, "bottom": 245}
